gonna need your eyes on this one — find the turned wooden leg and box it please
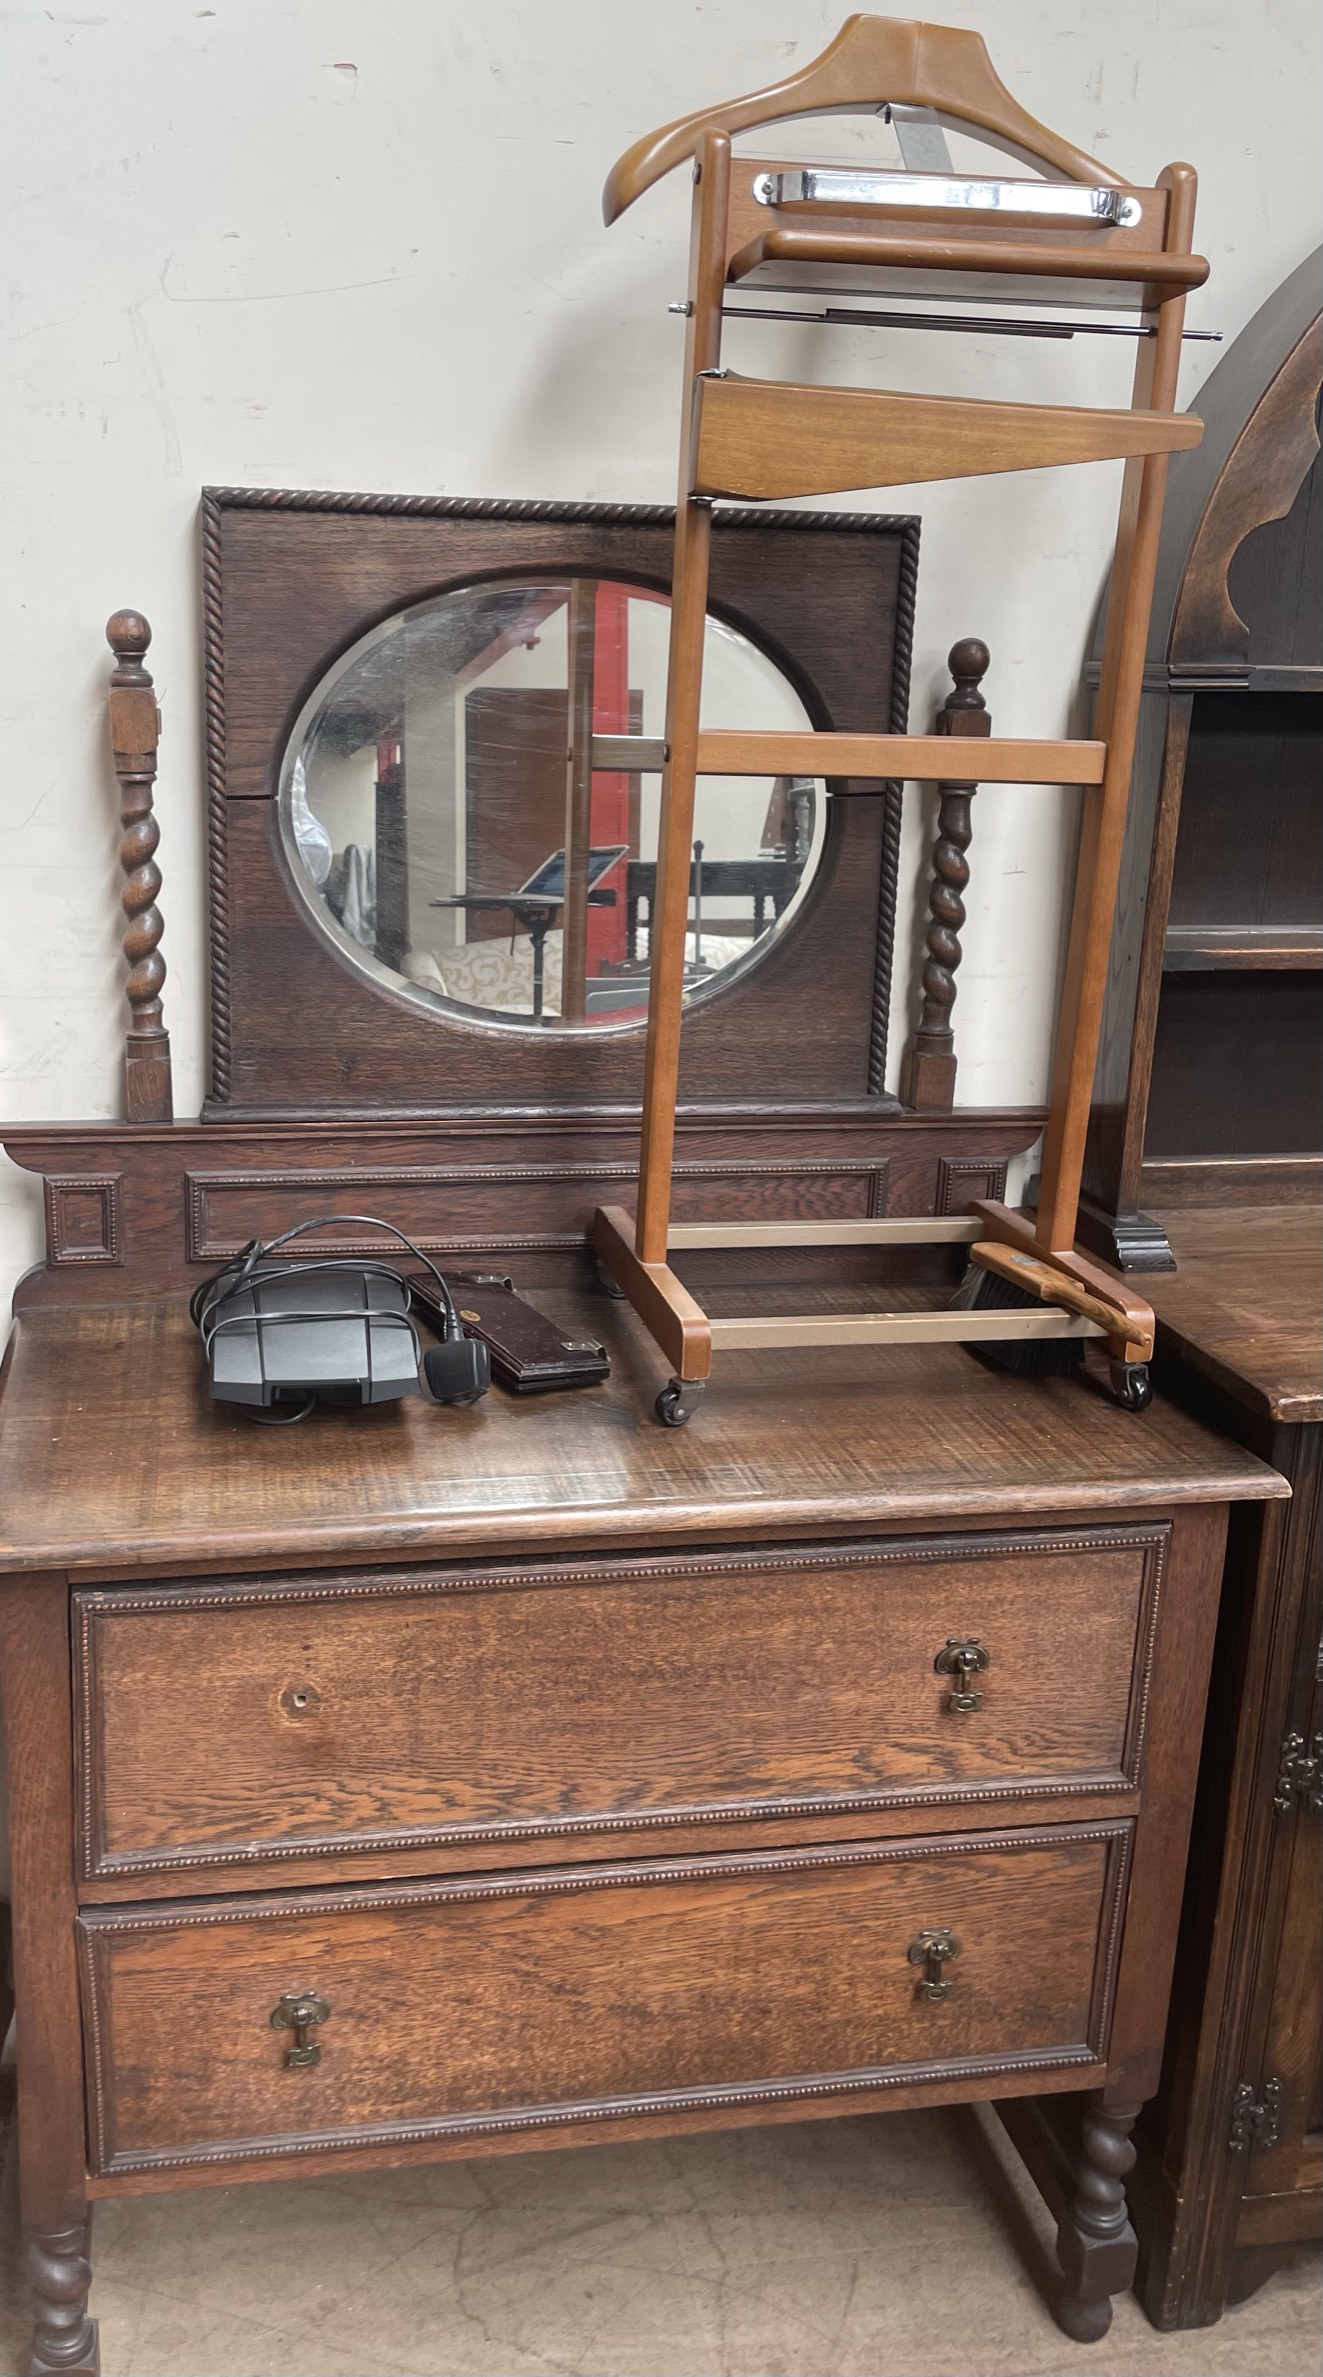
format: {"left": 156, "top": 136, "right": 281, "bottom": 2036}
{"left": 1, "top": 1580, "right": 103, "bottom": 2377}
{"left": 28, "top": 2219, "right": 98, "bottom": 2376}
{"left": 1055, "top": 2099, "right": 1141, "bottom": 2342}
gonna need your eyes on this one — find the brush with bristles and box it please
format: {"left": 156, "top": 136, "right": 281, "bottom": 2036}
{"left": 952, "top": 1241, "right": 1123, "bottom": 1378}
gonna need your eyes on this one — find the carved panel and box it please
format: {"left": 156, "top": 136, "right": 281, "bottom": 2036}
{"left": 184, "top": 1160, "right": 885, "bottom": 1263}
{"left": 43, "top": 1177, "right": 122, "bottom": 1266}
{"left": 936, "top": 1157, "right": 1009, "bottom": 1215}
{"left": 4, "top": 1115, "right": 1042, "bottom": 1307}
{"left": 1171, "top": 320, "right": 1323, "bottom": 675}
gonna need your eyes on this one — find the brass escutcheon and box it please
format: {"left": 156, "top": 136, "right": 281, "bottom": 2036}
{"left": 934, "top": 1636, "right": 990, "bottom": 1714}
{"left": 908, "top": 1928, "right": 960, "bottom": 2001}
{"left": 270, "top": 1990, "right": 331, "bottom": 2068}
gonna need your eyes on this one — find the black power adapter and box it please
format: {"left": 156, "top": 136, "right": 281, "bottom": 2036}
{"left": 422, "top": 1334, "right": 491, "bottom": 1406}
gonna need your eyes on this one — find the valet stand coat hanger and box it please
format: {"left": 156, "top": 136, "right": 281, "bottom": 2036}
{"left": 592, "top": 14, "right": 1208, "bottom": 1424}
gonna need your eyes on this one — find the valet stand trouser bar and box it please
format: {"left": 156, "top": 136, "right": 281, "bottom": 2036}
{"left": 593, "top": 90, "right": 1201, "bottom": 1424}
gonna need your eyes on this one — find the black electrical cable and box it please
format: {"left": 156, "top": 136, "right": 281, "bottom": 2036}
{"left": 246, "top": 1393, "right": 318, "bottom": 1428}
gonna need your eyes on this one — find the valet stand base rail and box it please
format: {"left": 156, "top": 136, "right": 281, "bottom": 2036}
{"left": 593, "top": 1197, "right": 1157, "bottom": 1425}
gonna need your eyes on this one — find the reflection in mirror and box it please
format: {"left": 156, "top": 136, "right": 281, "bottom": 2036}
{"left": 279, "top": 578, "right": 827, "bottom": 1031}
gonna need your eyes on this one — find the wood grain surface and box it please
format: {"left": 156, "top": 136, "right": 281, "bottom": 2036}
{"left": 0, "top": 1579, "right": 93, "bottom": 2230}
{"left": 724, "top": 226, "right": 1207, "bottom": 290}
{"left": 1140, "top": 1203, "right": 1322, "bottom": 1422}
{"left": 0, "top": 1291, "right": 1284, "bottom": 1578}
{"left": 1125, "top": 1222, "right": 1322, "bottom": 2326}
{"left": 3, "top": 1108, "right": 1044, "bottom": 1310}
{"left": 78, "top": 1826, "right": 1125, "bottom": 2179}
{"left": 106, "top": 612, "right": 173, "bottom": 1127}
{"left": 74, "top": 1528, "right": 1160, "bottom": 1883}
{"left": 1032, "top": 164, "right": 1197, "bottom": 1258}
{"left": 691, "top": 729, "right": 1105, "bottom": 783}
{"left": 1171, "top": 318, "right": 1322, "bottom": 672}
{"left": 203, "top": 496, "right": 914, "bottom": 1115}
{"left": 1092, "top": 1496, "right": 1227, "bottom": 2108}
{"left": 693, "top": 376, "right": 1201, "bottom": 503}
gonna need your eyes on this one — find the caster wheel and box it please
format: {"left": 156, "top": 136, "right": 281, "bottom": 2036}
{"left": 655, "top": 1379, "right": 705, "bottom": 1427}
{"left": 595, "top": 1259, "right": 626, "bottom": 1300}
{"left": 1108, "top": 1359, "right": 1152, "bottom": 1412}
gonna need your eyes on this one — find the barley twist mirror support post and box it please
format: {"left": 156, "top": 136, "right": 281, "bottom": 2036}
{"left": 901, "top": 639, "right": 992, "bottom": 1111}
{"left": 106, "top": 610, "right": 172, "bottom": 1124}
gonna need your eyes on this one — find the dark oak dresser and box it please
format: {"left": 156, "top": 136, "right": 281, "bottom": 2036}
{"left": 0, "top": 1290, "right": 1284, "bottom": 2372}
{"left": 0, "top": 479, "right": 1295, "bottom": 2372}
{"left": 1127, "top": 1202, "right": 1322, "bottom": 2325}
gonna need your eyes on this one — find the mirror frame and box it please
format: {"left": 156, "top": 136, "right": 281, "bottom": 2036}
{"left": 202, "top": 489, "right": 918, "bottom": 1117}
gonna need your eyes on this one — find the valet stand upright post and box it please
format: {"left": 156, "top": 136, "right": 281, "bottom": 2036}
{"left": 590, "top": 14, "right": 1208, "bottom": 1424}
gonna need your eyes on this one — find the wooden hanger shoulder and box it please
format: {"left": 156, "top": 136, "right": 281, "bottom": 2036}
{"left": 603, "top": 14, "right": 1122, "bottom": 223}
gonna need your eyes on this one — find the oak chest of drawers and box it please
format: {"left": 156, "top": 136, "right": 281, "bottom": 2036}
{"left": 0, "top": 1295, "right": 1285, "bottom": 2373}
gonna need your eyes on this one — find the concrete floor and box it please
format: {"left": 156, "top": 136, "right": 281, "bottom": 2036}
{"left": 0, "top": 2093, "right": 1317, "bottom": 2377}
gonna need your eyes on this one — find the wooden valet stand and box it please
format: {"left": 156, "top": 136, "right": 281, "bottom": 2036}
{"left": 591, "top": 13, "right": 1207, "bottom": 1424}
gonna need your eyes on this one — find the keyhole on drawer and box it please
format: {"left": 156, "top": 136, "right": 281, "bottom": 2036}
{"left": 279, "top": 1682, "right": 322, "bottom": 1720}
{"left": 934, "top": 1638, "right": 990, "bottom": 1714}
{"left": 908, "top": 1928, "right": 960, "bottom": 2002}
{"left": 270, "top": 1991, "right": 330, "bottom": 2068}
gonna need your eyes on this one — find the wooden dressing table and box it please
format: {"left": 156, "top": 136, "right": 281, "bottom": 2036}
{"left": 0, "top": 1290, "right": 1284, "bottom": 2371}
{"left": 0, "top": 517, "right": 1287, "bottom": 2370}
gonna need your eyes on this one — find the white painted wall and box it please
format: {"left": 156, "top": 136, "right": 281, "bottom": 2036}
{"left": 2, "top": 0, "right": 1319, "bottom": 1310}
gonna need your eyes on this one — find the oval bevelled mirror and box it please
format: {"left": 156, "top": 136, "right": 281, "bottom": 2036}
{"left": 278, "top": 577, "right": 827, "bottom": 1031}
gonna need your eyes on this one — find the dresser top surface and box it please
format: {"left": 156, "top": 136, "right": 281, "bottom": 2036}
{"left": 1139, "top": 1203, "right": 1323, "bottom": 1426}
{"left": 0, "top": 1289, "right": 1284, "bottom": 1578}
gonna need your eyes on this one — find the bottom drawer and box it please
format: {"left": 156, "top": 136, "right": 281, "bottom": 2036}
{"left": 80, "top": 1824, "right": 1128, "bottom": 2179}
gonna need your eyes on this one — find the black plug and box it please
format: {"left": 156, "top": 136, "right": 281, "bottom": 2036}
{"left": 423, "top": 1337, "right": 491, "bottom": 1406}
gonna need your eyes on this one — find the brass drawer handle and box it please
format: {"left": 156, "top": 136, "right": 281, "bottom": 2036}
{"left": 270, "top": 1991, "right": 330, "bottom": 2068}
{"left": 908, "top": 1928, "right": 960, "bottom": 2002}
{"left": 934, "top": 1636, "right": 990, "bottom": 1713}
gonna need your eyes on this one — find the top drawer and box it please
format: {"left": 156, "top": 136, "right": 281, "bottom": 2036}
{"left": 75, "top": 1524, "right": 1166, "bottom": 1888}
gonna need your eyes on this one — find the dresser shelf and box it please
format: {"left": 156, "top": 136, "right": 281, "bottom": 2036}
{"left": 1162, "top": 927, "right": 1323, "bottom": 972}
{"left": 1083, "top": 249, "right": 1323, "bottom": 1268}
